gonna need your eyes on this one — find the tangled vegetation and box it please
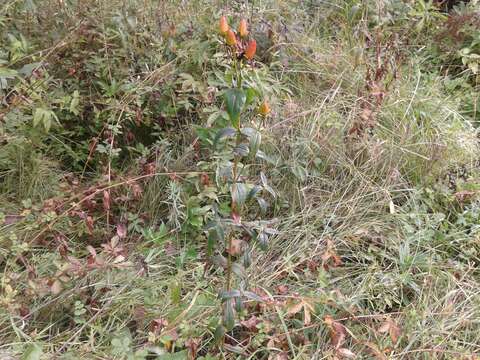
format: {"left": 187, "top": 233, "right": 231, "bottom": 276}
{"left": 1, "top": 0, "right": 480, "bottom": 359}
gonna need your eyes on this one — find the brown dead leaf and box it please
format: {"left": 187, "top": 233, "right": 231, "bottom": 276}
{"left": 50, "top": 279, "right": 63, "bottom": 295}
{"left": 103, "top": 190, "right": 110, "bottom": 211}
{"left": 227, "top": 238, "right": 244, "bottom": 256}
{"left": 185, "top": 338, "right": 199, "bottom": 360}
{"left": 455, "top": 190, "right": 476, "bottom": 204}
{"left": 287, "top": 298, "right": 314, "bottom": 325}
{"left": 3, "top": 215, "right": 24, "bottom": 225}
{"left": 241, "top": 315, "right": 261, "bottom": 331}
{"left": 325, "top": 315, "right": 347, "bottom": 349}
{"left": 268, "top": 352, "right": 289, "bottom": 360}
{"left": 321, "top": 238, "right": 342, "bottom": 270}
{"left": 363, "top": 341, "right": 387, "bottom": 360}
{"left": 378, "top": 318, "right": 401, "bottom": 344}
{"left": 85, "top": 216, "right": 94, "bottom": 235}
{"left": 116, "top": 223, "right": 127, "bottom": 238}
{"left": 337, "top": 348, "right": 356, "bottom": 359}
{"left": 150, "top": 318, "right": 168, "bottom": 334}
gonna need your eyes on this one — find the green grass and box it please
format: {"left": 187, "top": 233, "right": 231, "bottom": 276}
{"left": 1, "top": 0, "right": 480, "bottom": 359}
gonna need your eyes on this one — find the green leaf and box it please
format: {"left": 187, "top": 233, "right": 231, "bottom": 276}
{"left": 218, "top": 289, "right": 241, "bottom": 301}
{"left": 22, "top": 343, "right": 43, "bottom": 360}
{"left": 245, "top": 87, "right": 259, "bottom": 106}
{"left": 247, "top": 185, "right": 262, "bottom": 200}
{"left": 257, "top": 197, "right": 269, "bottom": 215}
{"left": 157, "top": 350, "right": 188, "bottom": 359}
{"left": 0, "top": 67, "right": 17, "bottom": 77}
{"left": 234, "top": 296, "right": 243, "bottom": 312}
{"left": 214, "top": 127, "right": 236, "bottom": 147}
{"left": 258, "top": 232, "right": 269, "bottom": 250}
{"left": 249, "top": 131, "right": 261, "bottom": 157}
{"left": 261, "top": 172, "right": 276, "bottom": 198}
{"left": 232, "top": 262, "right": 246, "bottom": 278}
{"left": 233, "top": 143, "right": 249, "bottom": 157}
{"left": 223, "top": 299, "right": 235, "bottom": 331}
{"left": 244, "top": 291, "right": 263, "bottom": 302}
{"left": 224, "top": 89, "right": 246, "bottom": 128}
{"left": 207, "top": 223, "right": 224, "bottom": 257}
{"left": 231, "top": 183, "right": 249, "bottom": 208}
{"left": 214, "top": 324, "right": 225, "bottom": 344}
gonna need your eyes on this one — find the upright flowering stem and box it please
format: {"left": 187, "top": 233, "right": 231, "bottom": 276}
{"left": 227, "top": 52, "right": 244, "bottom": 292}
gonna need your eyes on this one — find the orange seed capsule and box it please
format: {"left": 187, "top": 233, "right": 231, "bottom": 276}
{"left": 259, "top": 100, "right": 271, "bottom": 116}
{"left": 244, "top": 39, "right": 256, "bottom": 60}
{"left": 219, "top": 16, "right": 229, "bottom": 35}
{"left": 238, "top": 18, "right": 248, "bottom": 37}
{"left": 226, "top": 29, "right": 237, "bottom": 46}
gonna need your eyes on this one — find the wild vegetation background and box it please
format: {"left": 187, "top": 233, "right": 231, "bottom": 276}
{"left": 1, "top": 0, "right": 480, "bottom": 359}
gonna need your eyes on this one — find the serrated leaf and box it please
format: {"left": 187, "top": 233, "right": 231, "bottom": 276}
{"left": 224, "top": 89, "right": 246, "bottom": 128}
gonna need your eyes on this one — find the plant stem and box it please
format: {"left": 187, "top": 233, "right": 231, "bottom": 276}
{"left": 226, "top": 55, "right": 243, "bottom": 291}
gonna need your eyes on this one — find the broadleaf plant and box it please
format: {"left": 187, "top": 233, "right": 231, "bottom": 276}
{"left": 202, "top": 15, "right": 275, "bottom": 342}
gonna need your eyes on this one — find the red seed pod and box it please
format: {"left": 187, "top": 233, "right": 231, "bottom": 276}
{"left": 258, "top": 100, "right": 271, "bottom": 116}
{"left": 244, "top": 39, "right": 256, "bottom": 60}
{"left": 226, "top": 29, "right": 237, "bottom": 46}
{"left": 219, "top": 16, "right": 229, "bottom": 35}
{"left": 238, "top": 18, "right": 248, "bottom": 38}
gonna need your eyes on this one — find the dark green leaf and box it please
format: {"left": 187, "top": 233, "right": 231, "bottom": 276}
{"left": 231, "top": 183, "right": 249, "bottom": 208}
{"left": 214, "top": 127, "right": 236, "bottom": 147}
{"left": 233, "top": 143, "right": 249, "bottom": 157}
{"left": 247, "top": 185, "right": 262, "bottom": 200}
{"left": 214, "top": 324, "right": 225, "bottom": 344}
{"left": 257, "top": 197, "right": 269, "bottom": 215}
{"left": 234, "top": 296, "right": 243, "bottom": 312}
{"left": 207, "top": 224, "right": 224, "bottom": 257}
{"left": 224, "top": 89, "right": 246, "bottom": 128}
{"left": 258, "top": 232, "right": 269, "bottom": 250}
{"left": 223, "top": 299, "right": 235, "bottom": 331}
{"left": 249, "top": 131, "right": 261, "bottom": 157}
{"left": 218, "top": 289, "right": 241, "bottom": 301}
{"left": 242, "top": 250, "right": 252, "bottom": 268}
